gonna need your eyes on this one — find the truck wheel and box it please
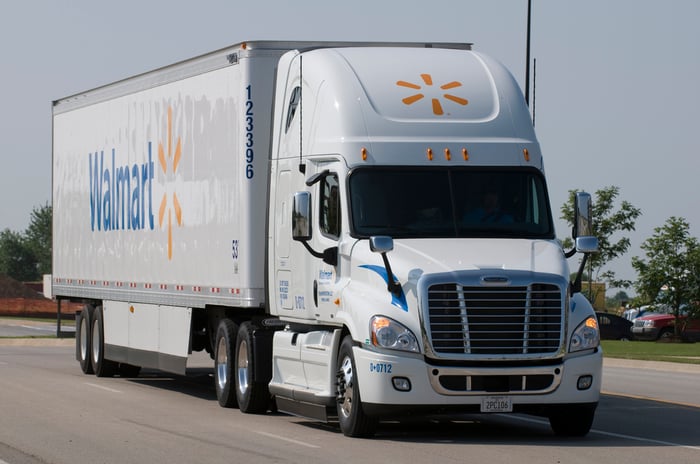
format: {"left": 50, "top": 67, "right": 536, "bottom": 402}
{"left": 336, "top": 336, "right": 377, "bottom": 437}
{"left": 91, "top": 306, "right": 118, "bottom": 377}
{"left": 214, "top": 319, "right": 239, "bottom": 408}
{"left": 235, "top": 322, "right": 270, "bottom": 414}
{"left": 76, "top": 305, "right": 94, "bottom": 375}
{"left": 548, "top": 405, "right": 596, "bottom": 437}
{"left": 658, "top": 328, "right": 674, "bottom": 340}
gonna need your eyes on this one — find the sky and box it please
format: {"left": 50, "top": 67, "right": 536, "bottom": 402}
{"left": 1, "top": 0, "right": 698, "bottom": 295}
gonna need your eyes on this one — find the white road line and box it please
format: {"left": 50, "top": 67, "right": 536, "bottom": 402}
{"left": 254, "top": 430, "right": 320, "bottom": 449}
{"left": 85, "top": 382, "right": 122, "bottom": 393}
{"left": 504, "top": 415, "right": 700, "bottom": 451}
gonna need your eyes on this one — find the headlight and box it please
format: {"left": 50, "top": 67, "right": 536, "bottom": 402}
{"left": 569, "top": 316, "right": 600, "bottom": 352}
{"left": 643, "top": 320, "right": 655, "bottom": 328}
{"left": 370, "top": 316, "right": 420, "bottom": 353}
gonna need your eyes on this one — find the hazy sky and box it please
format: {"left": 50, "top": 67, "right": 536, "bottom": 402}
{"left": 1, "top": 0, "right": 698, "bottom": 293}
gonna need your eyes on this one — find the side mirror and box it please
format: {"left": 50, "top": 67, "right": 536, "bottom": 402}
{"left": 573, "top": 192, "right": 598, "bottom": 253}
{"left": 292, "top": 191, "right": 312, "bottom": 241}
{"left": 369, "top": 236, "right": 394, "bottom": 254}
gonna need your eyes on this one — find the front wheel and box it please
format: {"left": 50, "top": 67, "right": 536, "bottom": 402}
{"left": 548, "top": 405, "right": 596, "bottom": 437}
{"left": 336, "top": 336, "right": 377, "bottom": 438}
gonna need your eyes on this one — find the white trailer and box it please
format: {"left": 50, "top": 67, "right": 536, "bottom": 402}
{"left": 52, "top": 41, "right": 602, "bottom": 437}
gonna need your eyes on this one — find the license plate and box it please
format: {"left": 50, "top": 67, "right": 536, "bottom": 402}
{"left": 481, "top": 396, "right": 513, "bottom": 413}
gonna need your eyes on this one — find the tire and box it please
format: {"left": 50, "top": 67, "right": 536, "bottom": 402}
{"left": 91, "top": 306, "right": 118, "bottom": 377}
{"left": 657, "top": 328, "right": 674, "bottom": 341}
{"left": 235, "top": 322, "right": 271, "bottom": 414}
{"left": 548, "top": 405, "right": 596, "bottom": 437}
{"left": 336, "top": 336, "right": 377, "bottom": 437}
{"left": 76, "top": 305, "right": 94, "bottom": 375}
{"left": 214, "top": 319, "right": 239, "bottom": 408}
{"left": 118, "top": 363, "right": 142, "bottom": 378}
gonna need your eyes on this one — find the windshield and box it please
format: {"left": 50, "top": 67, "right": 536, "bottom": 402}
{"left": 349, "top": 167, "right": 554, "bottom": 239}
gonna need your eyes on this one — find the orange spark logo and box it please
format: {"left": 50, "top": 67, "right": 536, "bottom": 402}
{"left": 397, "top": 74, "right": 468, "bottom": 115}
{"left": 157, "top": 107, "right": 183, "bottom": 260}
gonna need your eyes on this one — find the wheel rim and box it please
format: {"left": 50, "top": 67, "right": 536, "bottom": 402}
{"left": 216, "top": 336, "right": 228, "bottom": 390}
{"left": 237, "top": 339, "right": 249, "bottom": 395}
{"left": 80, "top": 316, "right": 89, "bottom": 361}
{"left": 338, "top": 355, "right": 354, "bottom": 418}
{"left": 91, "top": 317, "right": 100, "bottom": 364}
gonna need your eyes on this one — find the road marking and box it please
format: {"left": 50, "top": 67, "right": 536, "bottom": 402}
{"left": 504, "top": 415, "right": 700, "bottom": 451}
{"left": 85, "top": 382, "right": 122, "bottom": 393}
{"left": 602, "top": 390, "right": 700, "bottom": 409}
{"left": 254, "top": 430, "right": 320, "bottom": 448}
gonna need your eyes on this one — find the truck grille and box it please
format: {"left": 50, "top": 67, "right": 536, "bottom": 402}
{"left": 426, "top": 283, "right": 563, "bottom": 355}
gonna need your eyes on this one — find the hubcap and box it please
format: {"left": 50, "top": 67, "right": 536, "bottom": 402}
{"left": 216, "top": 336, "right": 228, "bottom": 390}
{"left": 80, "top": 316, "right": 89, "bottom": 361}
{"left": 237, "top": 339, "right": 249, "bottom": 395}
{"left": 91, "top": 318, "right": 100, "bottom": 364}
{"left": 338, "top": 355, "right": 354, "bottom": 417}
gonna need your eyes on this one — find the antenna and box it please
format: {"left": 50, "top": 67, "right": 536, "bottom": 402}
{"left": 525, "top": 0, "right": 532, "bottom": 106}
{"left": 532, "top": 58, "right": 537, "bottom": 127}
{"left": 298, "top": 54, "right": 305, "bottom": 174}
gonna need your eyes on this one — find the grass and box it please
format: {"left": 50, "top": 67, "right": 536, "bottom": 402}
{"left": 601, "top": 340, "right": 700, "bottom": 365}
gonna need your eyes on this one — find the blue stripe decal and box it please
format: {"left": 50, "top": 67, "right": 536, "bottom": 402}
{"left": 359, "top": 264, "right": 408, "bottom": 311}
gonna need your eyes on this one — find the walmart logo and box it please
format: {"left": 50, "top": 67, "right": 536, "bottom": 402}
{"left": 88, "top": 105, "right": 184, "bottom": 260}
{"left": 397, "top": 74, "right": 469, "bottom": 115}
{"left": 157, "top": 107, "right": 183, "bottom": 260}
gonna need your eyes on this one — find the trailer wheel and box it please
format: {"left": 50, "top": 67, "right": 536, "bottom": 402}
{"left": 548, "top": 405, "right": 596, "bottom": 437}
{"left": 235, "top": 322, "right": 270, "bottom": 414}
{"left": 214, "top": 319, "right": 239, "bottom": 408}
{"left": 91, "top": 306, "right": 118, "bottom": 377}
{"left": 76, "top": 305, "right": 94, "bottom": 375}
{"left": 336, "top": 336, "right": 377, "bottom": 437}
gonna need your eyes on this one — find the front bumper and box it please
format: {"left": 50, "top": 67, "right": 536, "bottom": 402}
{"left": 632, "top": 327, "right": 660, "bottom": 340}
{"left": 353, "top": 346, "right": 602, "bottom": 415}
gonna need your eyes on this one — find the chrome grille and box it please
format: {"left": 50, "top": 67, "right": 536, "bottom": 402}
{"left": 427, "top": 283, "right": 562, "bottom": 355}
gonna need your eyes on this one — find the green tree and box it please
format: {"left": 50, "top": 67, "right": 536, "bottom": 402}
{"left": 632, "top": 216, "right": 700, "bottom": 337}
{"left": 24, "top": 204, "right": 52, "bottom": 276}
{"left": 0, "top": 229, "right": 37, "bottom": 281}
{"left": 560, "top": 186, "right": 642, "bottom": 292}
{"left": 0, "top": 204, "right": 52, "bottom": 282}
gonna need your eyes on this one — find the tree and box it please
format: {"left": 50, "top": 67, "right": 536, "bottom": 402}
{"left": 632, "top": 217, "right": 700, "bottom": 337}
{"left": 560, "top": 186, "right": 642, "bottom": 292}
{"left": 0, "top": 204, "right": 52, "bottom": 282}
{"left": 0, "top": 229, "right": 37, "bottom": 281}
{"left": 24, "top": 204, "right": 52, "bottom": 276}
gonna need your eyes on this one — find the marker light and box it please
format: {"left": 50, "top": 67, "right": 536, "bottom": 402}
{"left": 444, "top": 148, "right": 451, "bottom": 161}
{"left": 427, "top": 148, "right": 433, "bottom": 161}
{"left": 523, "top": 148, "right": 530, "bottom": 161}
{"left": 361, "top": 147, "right": 368, "bottom": 161}
{"left": 462, "top": 148, "right": 469, "bottom": 161}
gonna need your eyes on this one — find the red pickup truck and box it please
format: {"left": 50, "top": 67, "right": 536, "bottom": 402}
{"left": 632, "top": 312, "right": 700, "bottom": 341}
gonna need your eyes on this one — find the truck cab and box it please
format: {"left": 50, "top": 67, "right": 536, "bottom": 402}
{"left": 265, "top": 44, "right": 601, "bottom": 437}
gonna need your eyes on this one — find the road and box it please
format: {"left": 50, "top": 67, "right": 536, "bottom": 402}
{"left": 0, "top": 341, "right": 699, "bottom": 464}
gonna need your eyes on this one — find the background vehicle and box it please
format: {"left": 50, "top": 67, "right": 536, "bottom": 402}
{"left": 633, "top": 312, "right": 700, "bottom": 341}
{"left": 49, "top": 41, "right": 602, "bottom": 438}
{"left": 596, "top": 312, "right": 633, "bottom": 340}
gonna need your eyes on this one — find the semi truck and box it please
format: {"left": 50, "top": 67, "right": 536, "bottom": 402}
{"left": 50, "top": 40, "right": 602, "bottom": 437}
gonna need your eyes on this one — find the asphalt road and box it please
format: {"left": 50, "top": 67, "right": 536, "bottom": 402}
{"left": 0, "top": 340, "right": 699, "bottom": 464}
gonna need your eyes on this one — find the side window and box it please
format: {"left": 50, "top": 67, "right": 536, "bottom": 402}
{"left": 285, "top": 86, "right": 301, "bottom": 133}
{"left": 320, "top": 174, "right": 341, "bottom": 239}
